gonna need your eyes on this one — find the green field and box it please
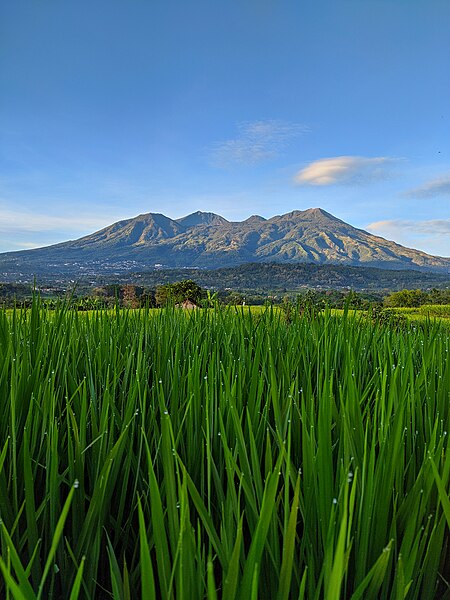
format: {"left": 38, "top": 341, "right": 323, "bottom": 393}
{"left": 392, "top": 304, "right": 450, "bottom": 323}
{"left": 0, "top": 303, "right": 449, "bottom": 599}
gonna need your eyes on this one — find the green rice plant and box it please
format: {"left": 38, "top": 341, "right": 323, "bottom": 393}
{"left": 0, "top": 298, "right": 449, "bottom": 598}
{"left": 418, "top": 304, "right": 450, "bottom": 318}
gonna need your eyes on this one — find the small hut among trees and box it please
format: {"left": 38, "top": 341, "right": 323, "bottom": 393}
{"left": 176, "top": 299, "right": 200, "bottom": 309}
{"left": 155, "top": 280, "right": 205, "bottom": 307}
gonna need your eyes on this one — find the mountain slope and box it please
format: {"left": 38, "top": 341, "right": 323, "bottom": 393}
{"left": 0, "top": 208, "right": 449, "bottom": 278}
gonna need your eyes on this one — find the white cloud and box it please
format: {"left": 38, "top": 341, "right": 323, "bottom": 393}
{"left": 211, "top": 120, "right": 307, "bottom": 167}
{"left": 294, "top": 156, "right": 396, "bottom": 186}
{"left": 404, "top": 174, "right": 450, "bottom": 198}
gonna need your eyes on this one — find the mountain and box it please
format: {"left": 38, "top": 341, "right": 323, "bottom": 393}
{"left": 1, "top": 208, "right": 449, "bottom": 280}
{"left": 175, "top": 211, "right": 229, "bottom": 228}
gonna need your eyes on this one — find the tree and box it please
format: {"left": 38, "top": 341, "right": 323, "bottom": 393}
{"left": 139, "top": 291, "right": 156, "bottom": 308}
{"left": 384, "top": 289, "right": 428, "bottom": 308}
{"left": 203, "top": 289, "right": 219, "bottom": 308}
{"left": 122, "top": 284, "right": 140, "bottom": 309}
{"left": 428, "top": 288, "right": 450, "bottom": 305}
{"left": 226, "top": 292, "right": 244, "bottom": 306}
{"left": 155, "top": 284, "right": 172, "bottom": 307}
{"left": 155, "top": 280, "right": 204, "bottom": 306}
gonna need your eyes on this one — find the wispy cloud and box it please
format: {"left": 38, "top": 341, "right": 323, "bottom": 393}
{"left": 367, "top": 219, "right": 450, "bottom": 236}
{"left": 3, "top": 240, "right": 43, "bottom": 250}
{"left": 404, "top": 174, "right": 450, "bottom": 198}
{"left": 0, "top": 208, "right": 122, "bottom": 234}
{"left": 294, "top": 156, "right": 397, "bottom": 186}
{"left": 366, "top": 218, "right": 450, "bottom": 257}
{"left": 211, "top": 120, "right": 307, "bottom": 167}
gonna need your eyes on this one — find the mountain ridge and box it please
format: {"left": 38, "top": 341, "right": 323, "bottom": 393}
{"left": 0, "top": 208, "right": 449, "bottom": 278}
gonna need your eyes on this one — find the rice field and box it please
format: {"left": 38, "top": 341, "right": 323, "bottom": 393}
{"left": 0, "top": 301, "right": 449, "bottom": 599}
{"left": 393, "top": 305, "right": 450, "bottom": 323}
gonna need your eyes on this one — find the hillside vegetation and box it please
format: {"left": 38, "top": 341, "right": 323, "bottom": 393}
{"left": 1, "top": 208, "right": 449, "bottom": 278}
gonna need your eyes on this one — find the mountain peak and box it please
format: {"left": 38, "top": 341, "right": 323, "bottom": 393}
{"left": 304, "top": 207, "right": 333, "bottom": 217}
{"left": 0, "top": 207, "right": 448, "bottom": 276}
{"left": 176, "top": 211, "right": 229, "bottom": 228}
{"left": 242, "top": 215, "right": 267, "bottom": 224}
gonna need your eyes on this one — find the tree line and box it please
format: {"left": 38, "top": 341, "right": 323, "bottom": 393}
{"left": 1, "top": 280, "right": 449, "bottom": 310}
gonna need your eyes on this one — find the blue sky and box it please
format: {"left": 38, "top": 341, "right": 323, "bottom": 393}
{"left": 1, "top": 0, "right": 449, "bottom": 256}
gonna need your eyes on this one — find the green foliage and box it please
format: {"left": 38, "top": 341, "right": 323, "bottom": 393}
{"left": 389, "top": 304, "right": 450, "bottom": 324}
{"left": 370, "top": 306, "right": 409, "bottom": 329}
{"left": 203, "top": 289, "right": 219, "bottom": 308}
{"left": 279, "top": 290, "right": 372, "bottom": 322}
{"left": 3, "top": 262, "right": 450, "bottom": 302}
{"left": 0, "top": 300, "right": 449, "bottom": 598}
{"left": 384, "top": 289, "right": 429, "bottom": 308}
{"left": 428, "top": 288, "right": 450, "bottom": 304}
{"left": 118, "top": 264, "right": 449, "bottom": 295}
{"left": 384, "top": 288, "right": 450, "bottom": 308}
{"left": 155, "top": 279, "right": 205, "bottom": 306}
{"left": 73, "top": 286, "right": 154, "bottom": 310}
{"left": 419, "top": 304, "right": 450, "bottom": 318}
{"left": 224, "top": 291, "right": 245, "bottom": 305}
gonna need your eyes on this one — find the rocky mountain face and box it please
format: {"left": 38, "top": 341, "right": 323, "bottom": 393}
{"left": 1, "top": 208, "right": 449, "bottom": 278}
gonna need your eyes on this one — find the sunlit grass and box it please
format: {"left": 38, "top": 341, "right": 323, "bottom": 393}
{"left": 393, "top": 305, "right": 450, "bottom": 322}
{"left": 0, "top": 300, "right": 449, "bottom": 599}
